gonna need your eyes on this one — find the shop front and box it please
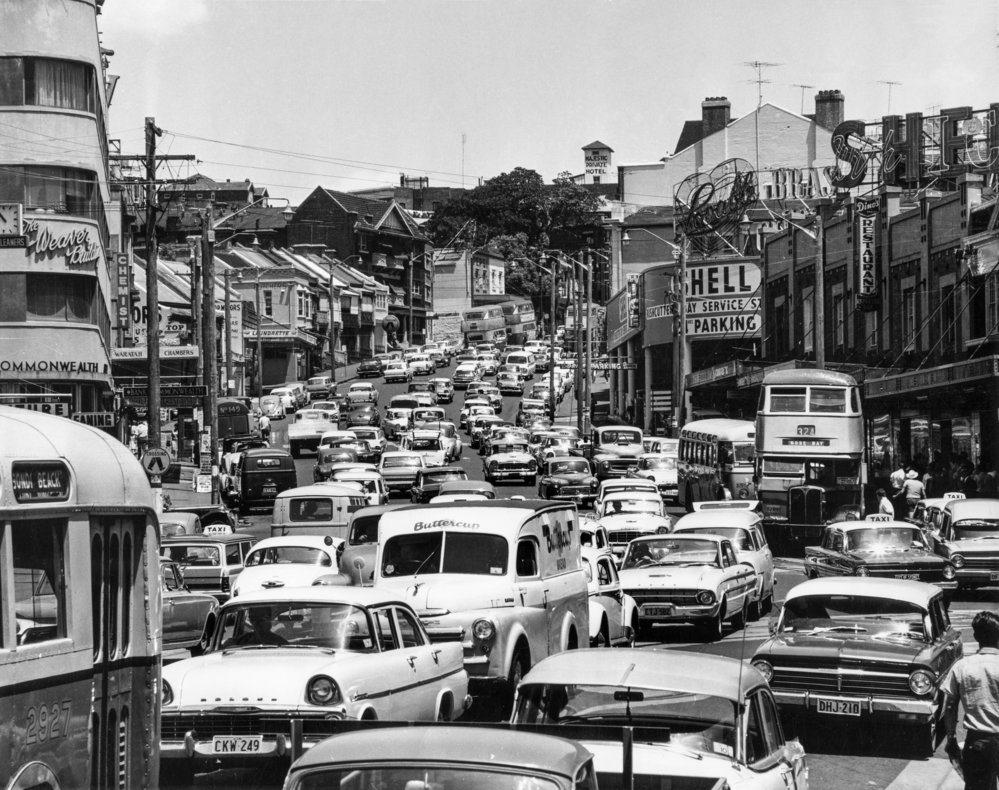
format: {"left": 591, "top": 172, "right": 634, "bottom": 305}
{"left": 605, "top": 283, "right": 642, "bottom": 424}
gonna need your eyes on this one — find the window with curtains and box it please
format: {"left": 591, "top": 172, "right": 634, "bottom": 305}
{"left": 0, "top": 165, "right": 100, "bottom": 218}
{"left": 801, "top": 289, "right": 814, "bottom": 355}
{"left": 0, "top": 57, "right": 97, "bottom": 113}
{"left": 902, "top": 287, "right": 917, "bottom": 347}
{"left": 25, "top": 273, "right": 96, "bottom": 323}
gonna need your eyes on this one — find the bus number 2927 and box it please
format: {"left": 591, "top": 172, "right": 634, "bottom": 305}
{"left": 25, "top": 701, "right": 72, "bottom": 744}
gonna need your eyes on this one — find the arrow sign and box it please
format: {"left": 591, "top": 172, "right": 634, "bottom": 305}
{"left": 140, "top": 447, "right": 172, "bottom": 475}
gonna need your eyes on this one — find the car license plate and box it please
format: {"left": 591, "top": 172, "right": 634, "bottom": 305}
{"left": 211, "top": 735, "right": 263, "bottom": 754}
{"left": 815, "top": 698, "right": 861, "bottom": 716}
{"left": 991, "top": 573, "right": 999, "bottom": 582}
{"left": 262, "top": 485, "right": 276, "bottom": 496}
{"left": 643, "top": 604, "right": 674, "bottom": 617}
{"left": 894, "top": 573, "right": 919, "bottom": 580}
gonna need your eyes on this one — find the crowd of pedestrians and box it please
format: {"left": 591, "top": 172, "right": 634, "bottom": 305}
{"left": 884, "top": 455, "right": 997, "bottom": 518}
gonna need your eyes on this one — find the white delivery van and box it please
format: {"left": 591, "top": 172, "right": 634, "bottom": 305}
{"left": 270, "top": 483, "right": 368, "bottom": 539}
{"left": 374, "top": 501, "right": 588, "bottom": 703}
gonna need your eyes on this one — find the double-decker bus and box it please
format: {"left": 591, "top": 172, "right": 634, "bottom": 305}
{"left": 0, "top": 406, "right": 161, "bottom": 788}
{"left": 501, "top": 298, "right": 538, "bottom": 345}
{"left": 677, "top": 418, "right": 757, "bottom": 510}
{"left": 754, "top": 369, "right": 865, "bottom": 549}
{"left": 461, "top": 305, "right": 507, "bottom": 349}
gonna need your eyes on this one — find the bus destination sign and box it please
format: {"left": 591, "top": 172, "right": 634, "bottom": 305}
{"left": 11, "top": 461, "right": 71, "bottom": 503}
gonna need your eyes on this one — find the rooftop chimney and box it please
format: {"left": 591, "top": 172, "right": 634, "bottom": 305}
{"left": 814, "top": 90, "right": 845, "bottom": 131}
{"left": 701, "top": 97, "right": 731, "bottom": 137}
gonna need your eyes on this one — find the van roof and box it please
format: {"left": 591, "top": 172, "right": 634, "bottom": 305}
{"left": 276, "top": 484, "right": 366, "bottom": 498}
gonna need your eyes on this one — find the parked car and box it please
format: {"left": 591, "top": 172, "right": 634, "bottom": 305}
{"left": 345, "top": 381, "right": 379, "bottom": 405}
{"left": 160, "top": 559, "right": 220, "bottom": 654}
{"left": 751, "top": 576, "right": 962, "bottom": 756}
{"left": 618, "top": 533, "right": 756, "bottom": 640}
{"left": 284, "top": 725, "right": 596, "bottom": 790}
{"left": 159, "top": 587, "right": 471, "bottom": 783}
{"left": 288, "top": 408, "right": 340, "bottom": 458}
{"left": 377, "top": 451, "right": 425, "bottom": 495}
{"left": 804, "top": 516, "right": 957, "bottom": 588}
{"left": 410, "top": 466, "right": 469, "bottom": 503}
{"left": 231, "top": 535, "right": 346, "bottom": 596}
{"left": 513, "top": 650, "right": 808, "bottom": 790}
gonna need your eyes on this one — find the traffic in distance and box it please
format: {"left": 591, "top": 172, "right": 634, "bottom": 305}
{"left": 4, "top": 334, "right": 996, "bottom": 790}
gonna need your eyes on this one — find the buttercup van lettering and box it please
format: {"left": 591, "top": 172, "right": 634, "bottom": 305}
{"left": 413, "top": 519, "right": 481, "bottom": 532}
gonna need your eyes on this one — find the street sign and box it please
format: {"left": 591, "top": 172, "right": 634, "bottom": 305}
{"left": 124, "top": 385, "right": 206, "bottom": 398}
{"left": 590, "top": 361, "right": 638, "bottom": 371}
{"left": 140, "top": 447, "right": 172, "bottom": 476}
{"left": 651, "top": 390, "right": 672, "bottom": 413}
{"left": 126, "top": 395, "right": 203, "bottom": 407}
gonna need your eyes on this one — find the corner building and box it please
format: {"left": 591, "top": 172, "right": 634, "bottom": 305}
{"left": 0, "top": 0, "right": 116, "bottom": 423}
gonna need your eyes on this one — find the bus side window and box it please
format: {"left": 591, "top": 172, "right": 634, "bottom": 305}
{"left": 12, "top": 519, "right": 68, "bottom": 646}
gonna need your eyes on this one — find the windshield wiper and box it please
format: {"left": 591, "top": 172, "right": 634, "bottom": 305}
{"left": 412, "top": 549, "right": 439, "bottom": 577}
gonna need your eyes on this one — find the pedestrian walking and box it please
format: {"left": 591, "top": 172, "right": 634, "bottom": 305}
{"left": 902, "top": 469, "right": 925, "bottom": 518}
{"left": 875, "top": 488, "right": 895, "bottom": 517}
{"left": 942, "top": 610, "right": 999, "bottom": 789}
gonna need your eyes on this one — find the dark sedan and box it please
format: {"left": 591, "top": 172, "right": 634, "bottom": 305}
{"left": 804, "top": 518, "right": 956, "bottom": 587}
{"left": 410, "top": 466, "right": 470, "bottom": 503}
{"left": 161, "top": 559, "right": 220, "bottom": 654}
{"left": 346, "top": 404, "right": 381, "bottom": 428}
{"left": 538, "top": 457, "right": 598, "bottom": 506}
{"left": 313, "top": 444, "right": 360, "bottom": 482}
{"left": 356, "top": 359, "right": 383, "bottom": 378}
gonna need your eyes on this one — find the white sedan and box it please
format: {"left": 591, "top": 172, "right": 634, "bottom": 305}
{"left": 160, "top": 586, "right": 470, "bottom": 782}
{"left": 583, "top": 546, "right": 638, "bottom": 647}
{"left": 232, "top": 536, "right": 346, "bottom": 597}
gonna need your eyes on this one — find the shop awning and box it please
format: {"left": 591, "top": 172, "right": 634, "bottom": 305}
{"left": 865, "top": 355, "right": 999, "bottom": 400}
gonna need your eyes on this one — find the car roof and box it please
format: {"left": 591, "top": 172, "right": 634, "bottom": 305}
{"left": 243, "top": 448, "right": 292, "bottom": 458}
{"left": 946, "top": 498, "right": 999, "bottom": 519}
{"left": 784, "top": 576, "right": 941, "bottom": 607}
{"left": 520, "top": 648, "right": 766, "bottom": 702}
{"left": 222, "top": 584, "right": 414, "bottom": 610}
{"left": 835, "top": 519, "right": 920, "bottom": 532}
{"left": 673, "top": 511, "right": 762, "bottom": 530}
{"left": 381, "top": 451, "right": 422, "bottom": 459}
{"left": 163, "top": 533, "right": 253, "bottom": 545}
{"left": 293, "top": 725, "right": 592, "bottom": 775}
{"left": 246, "top": 536, "right": 342, "bottom": 550}
{"left": 276, "top": 484, "right": 364, "bottom": 498}
{"left": 633, "top": 532, "right": 723, "bottom": 544}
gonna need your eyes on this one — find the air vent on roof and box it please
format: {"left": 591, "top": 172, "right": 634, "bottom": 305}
{"left": 365, "top": 214, "right": 374, "bottom": 223}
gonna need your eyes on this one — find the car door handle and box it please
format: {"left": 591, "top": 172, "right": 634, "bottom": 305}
{"left": 431, "top": 648, "right": 442, "bottom": 664}
{"left": 407, "top": 655, "right": 418, "bottom": 668}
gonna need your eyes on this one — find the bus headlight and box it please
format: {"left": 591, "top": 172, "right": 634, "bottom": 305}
{"left": 942, "top": 564, "right": 956, "bottom": 580}
{"left": 472, "top": 618, "right": 496, "bottom": 643}
{"left": 909, "top": 669, "right": 935, "bottom": 696}
{"left": 696, "top": 590, "right": 715, "bottom": 605}
{"left": 162, "top": 680, "right": 174, "bottom": 707}
{"left": 307, "top": 675, "right": 341, "bottom": 705}
{"left": 736, "top": 486, "right": 750, "bottom": 499}
{"left": 951, "top": 553, "right": 966, "bottom": 569}
{"left": 854, "top": 566, "right": 870, "bottom": 576}
{"left": 751, "top": 659, "right": 773, "bottom": 683}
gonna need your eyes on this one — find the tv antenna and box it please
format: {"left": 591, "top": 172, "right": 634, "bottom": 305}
{"left": 745, "top": 61, "right": 782, "bottom": 107}
{"left": 792, "top": 83, "right": 814, "bottom": 115}
{"left": 878, "top": 80, "right": 903, "bottom": 114}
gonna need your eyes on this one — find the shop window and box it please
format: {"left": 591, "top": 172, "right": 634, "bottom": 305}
{"left": 11, "top": 518, "right": 68, "bottom": 646}
{"left": 0, "top": 165, "right": 100, "bottom": 221}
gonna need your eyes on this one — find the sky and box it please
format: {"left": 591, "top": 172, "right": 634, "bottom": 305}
{"left": 99, "top": 0, "right": 999, "bottom": 204}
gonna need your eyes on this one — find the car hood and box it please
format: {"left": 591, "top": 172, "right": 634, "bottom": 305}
{"left": 618, "top": 565, "right": 725, "bottom": 589}
{"left": 164, "top": 648, "right": 369, "bottom": 706}
{"left": 487, "top": 452, "right": 533, "bottom": 463}
{"left": 599, "top": 514, "right": 671, "bottom": 530}
{"left": 585, "top": 740, "right": 742, "bottom": 785}
{"left": 944, "top": 537, "right": 999, "bottom": 551}
{"left": 547, "top": 473, "right": 595, "bottom": 484}
{"left": 757, "top": 631, "right": 933, "bottom": 663}
{"left": 845, "top": 548, "right": 946, "bottom": 564}
{"left": 288, "top": 423, "right": 334, "bottom": 438}
{"left": 634, "top": 470, "right": 677, "bottom": 484}
{"left": 233, "top": 565, "right": 342, "bottom": 594}
{"left": 376, "top": 574, "right": 514, "bottom": 613}
{"left": 595, "top": 444, "right": 645, "bottom": 458}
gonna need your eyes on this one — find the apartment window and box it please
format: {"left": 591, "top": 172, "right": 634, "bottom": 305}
{"left": 0, "top": 165, "right": 100, "bottom": 219}
{"left": 940, "top": 278, "right": 958, "bottom": 354}
{"left": 902, "top": 287, "right": 917, "bottom": 348}
{"left": 26, "top": 273, "right": 97, "bottom": 324}
{"left": 0, "top": 57, "right": 97, "bottom": 113}
{"left": 802, "top": 289, "right": 814, "bottom": 355}
{"left": 297, "top": 291, "right": 306, "bottom": 318}
{"left": 263, "top": 290, "right": 273, "bottom": 317}
{"left": 832, "top": 287, "right": 845, "bottom": 348}
{"left": 358, "top": 235, "right": 369, "bottom": 253}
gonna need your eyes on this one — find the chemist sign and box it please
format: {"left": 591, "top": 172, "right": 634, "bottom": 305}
{"left": 685, "top": 259, "right": 762, "bottom": 338}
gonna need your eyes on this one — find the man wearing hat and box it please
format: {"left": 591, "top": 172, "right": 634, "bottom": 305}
{"left": 901, "top": 467, "right": 925, "bottom": 519}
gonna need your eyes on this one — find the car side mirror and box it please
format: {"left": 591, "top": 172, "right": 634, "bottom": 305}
{"left": 768, "top": 615, "right": 779, "bottom": 636}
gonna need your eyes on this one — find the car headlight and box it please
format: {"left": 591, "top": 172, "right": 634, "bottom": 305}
{"left": 472, "top": 618, "right": 496, "bottom": 642}
{"left": 306, "top": 675, "right": 341, "bottom": 705}
{"left": 751, "top": 659, "right": 774, "bottom": 683}
{"left": 736, "top": 486, "right": 750, "bottom": 499}
{"left": 696, "top": 590, "right": 715, "bottom": 605}
{"left": 942, "top": 564, "right": 956, "bottom": 580}
{"left": 854, "top": 566, "right": 870, "bottom": 576}
{"left": 528, "top": 460, "right": 537, "bottom": 470}
{"left": 601, "top": 461, "right": 611, "bottom": 470}
{"left": 552, "top": 480, "right": 562, "bottom": 489}
{"left": 951, "top": 553, "right": 966, "bottom": 569}
{"left": 162, "top": 679, "right": 174, "bottom": 706}
{"left": 909, "top": 669, "right": 935, "bottom": 696}
{"left": 489, "top": 461, "right": 499, "bottom": 471}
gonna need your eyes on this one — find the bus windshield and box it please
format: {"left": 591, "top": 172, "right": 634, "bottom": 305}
{"left": 719, "top": 442, "right": 755, "bottom": 465}
{"left": 381, "top": 532, "right": 508, "bottom": 577}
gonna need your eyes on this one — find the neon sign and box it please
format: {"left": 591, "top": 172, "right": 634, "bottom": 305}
{"left": 675, "top": 158, "right": 758, "bottom": 238}
{"left": 23, "top": 219, "right": 101, "bottom": 267}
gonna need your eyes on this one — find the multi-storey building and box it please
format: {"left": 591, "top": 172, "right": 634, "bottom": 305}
{"left": 0, "top": 0, "right": 117, "bottom": 429}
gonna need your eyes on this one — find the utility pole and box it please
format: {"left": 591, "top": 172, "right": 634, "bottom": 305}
{"left": 223, "top": 268, "right": 233, "bottom": 394}
{"left": 814, "top": 211, "right": 825, "bottom": 369}
{"left": 328, "top": 262, "right": 337, "bottom": 383}
{"left": 256, "top": 270, "right": 264, "bottom": 398}
{"left": 548, "top": 257, "right": 557, "bottom": 421}
{"left": 675, "top": 238, "right": 689, "bottom": 432}
{"left": 407, "top": 255, "right": 415, "bottom": 346}
{"left": 144, "top": 118, "right": 162, "bottom": 460}
{"left": 202, "top": 215, "right": 219, "bottom": 504}
{"left": 584, "top": 249, "right": 593, "bottom": 438}
{"left": 574, "top": 256, "right": 583, "bottom": 433}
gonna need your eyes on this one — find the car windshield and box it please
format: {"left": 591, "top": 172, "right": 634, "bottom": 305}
{"left": 411, "top": 438, "right": 442, "bottom": 451}
{"left": 602, "top": 499, "right": 662, "bottom": 517}
{"left": 622, "top": 538, "right": 719, "bottom": 569}
{"left": 381, "top": 532, "right": 508, "bottom": 577}
{"left": 245, "top": 546, "right": 333, "bottom": 567}
{"left": 780, "top": 593, "right": 929, "bottom": 641}
{"left": 514, "top": 682, "right": 737, "bottom": 758}
{"left": 550, "top": 460, "right": 590, "bottom": 475}
{"left": 681, "top": 527, "right": 753, "bottom": 550}
{"left": 383, "top": 456, "right": 422, "bottom": 468}
{"left": 215, "top": 602, "right": 376, "bottom": 652}
{"left": 164, "top": 545, "right": 220, "bottom": 567}
{"left": 493, "top": 444, "right": 529, "bottom": 454}
{"left": 847, "top": 527, "right": 925, "bottom": 551}
{"left": 295, "top": 768, "right": 560, "bottom": 790}
{"left": 641, "top": 457, "right": 676, "bottom": 470}
{"left": 952, "top": 518, "right": 999, "bottom": 540}
{"left": 426, "top": 471, "right": 466, "bottom": 484}
{"left": 387, "top": 410, "right": 412, "bottom": 419}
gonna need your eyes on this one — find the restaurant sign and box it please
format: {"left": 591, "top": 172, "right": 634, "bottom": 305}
{"left": 855, "top": 196, "right": 879, "bottom": 311}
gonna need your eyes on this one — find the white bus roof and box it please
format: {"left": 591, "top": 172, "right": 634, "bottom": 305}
{"left": 679, "top": 418, "right": 755, "bottom": 440}
{"left": 762, "top": 369, "right": 858, "bottom": 387}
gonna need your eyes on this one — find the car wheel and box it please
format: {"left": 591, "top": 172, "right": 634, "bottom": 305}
{"left": 748, "top": 596, "right": 762, "bottom": 622}
{"left": 506, "top": 646, "right": 530, "bottom": 715}
{"left": 701, "top": 602, "right": 725, "bottom": 642}
{"left": 590, "top": 620, "right": 610, "bottom": 648}
{"left": 436, "top": 694, "right": 453, "bottom": 722}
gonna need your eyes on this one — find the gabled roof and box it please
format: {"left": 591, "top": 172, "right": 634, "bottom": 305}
{"left": 308, "top": 188, "right": 428, "bottom": 241}
{"left": 673, "top": 120, "right": 705, "bottom": 156}
{"left": 671, "top": 102, "right": 819, "bottom": 160}
{"left": 583, "top": 140, "right": 613, "bottom": 151}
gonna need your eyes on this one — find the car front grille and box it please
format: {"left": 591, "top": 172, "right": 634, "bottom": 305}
{"left": 608, "top": 529, "right": 650, "bottom": 545}
{"left": 768, "top": 662, "right": 913, "bottom": 697}
{"left": 496, "top": 462, "right": 530, "bottom": 471}
{"left": 961, "top": 555, "right": 999, "bottom": 569}
{"left": 624, "top": 588, "right": 700, "bottom": 606}
{"left": 162, "top": 711, "right": 340, "bottom": 740}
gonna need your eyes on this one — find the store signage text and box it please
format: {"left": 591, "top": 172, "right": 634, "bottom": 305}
{"left": 4, "top": 399, "right": 71, "bottom": 416}
{"left": 112, "top": 346, "right": 199, "bottom": 360}
{"left": 856, "top": 197, "right": 879, "bottom": 311}
{"left": 675, "top": 158, "right": 758, "bottom": 238}
{"left": 0, "top": 359, "right": 107, "bottom": 375}
{"left": 23, "top": 219, "right": 101, "bottom": 267}
{"left": 73, "top": 412, "right": 116, "bottom": 428}
{"left": 688, "top": 262, "right": 760, "bottom": 296}
{"left": 685, "top": 313, "right": 760, "bottom": 337}
{"left": 585, "top": 151, "right": 609, "bottom": 175}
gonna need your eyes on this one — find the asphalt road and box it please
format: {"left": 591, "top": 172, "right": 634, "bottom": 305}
{"left": 184, "top": 356, "right": 977, "bottom": 790}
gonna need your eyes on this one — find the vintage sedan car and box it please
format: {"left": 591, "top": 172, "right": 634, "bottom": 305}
{"left": 452, "top": 362, "right": 481, "bottom": 388}
{"left": 287, "top": 408, "right": 340, "bottom": 458}
{"left": 383, "top": 407, "right": 413, "bottom": 440}
{"left": 308, "top": 399, "right": 342, "bottom": 421}
{"left": 231, "top": 535, "right": 346, "bottom": 597}
{"left": 483, "top": 439, "right": 538, "bottom": 485}
{"left": 254, "top": 394, "right": 285, "bottom": 420}
{"left": 468, "top": 414, "right": 506, "bottom": 449}
{"left": 355, "top": 358, "right": 383, "bottom": 378}
{"left": 330, "top": 468, "right": 389, "bottom": 506}
{"left": 467, "top": 382, "right": 503, "bottom": 410}
{"left": 536, "top": 435, "right": 581, "bottom": 464}
{"left": 429, "top": 377, "right": 454, "bottom": 404}
{"left": 478, "top": 421, "right": 518, "bottom": 456}
{"left": 804, "top": 516, "right": 957, "bottom": 588}
{"left": 618, "top": 533, "right": 756, "bottom": 640}
{"left": 590, "top": 425, "right": 646, "bottom": 480}
{"left": 382, "top": 360, "right": 413, "bottom": 383}
{"left": 399, "top": 430, "right": 447, "bottom": 468}
{"left": 595, "top": 477, "right": 661, "bottom": 508}
{"left": 377, "top": 451, "right": 425, "bottom": 495}
{"left": 161, "top": 559, "right": 220, "bottom": 654}
{"left": 538, "top": 456, "right": 598, "bottom": 506}
{"left": 414, "top": 420, "right": 463, "bottom": 462}
{"left": 344, "top": 404, "right": 381, "bottom": 428}
{"left": 410, "top": 466, "right": 469, "bottom": 503}
{"left": 930, "top": 497, "right": 999, "bottom": 589}
{"left": 159, "top": 587, "right": 470, "bottom": 782}
{"left": 312, "top": 445, "right": 360, "bottom": 482}
{"left": 412, "top": 405, "right": 447, "bottom": 425}
{"left": 513, "top": 650, "right": 808, "bottom": 790}
{"left": 459, "top": 399, "right": 493, "bottom": 429}
{"left": 497, "top": 371, "right": 524, "bottom": 395}
{"left": 345, "top": 381, "right": 379, "bottom": 405}
{"left": 751, "top": 576, "right": 962, "bottom": 756}
{"left": 582, "top": 546, "right": 638, "bottom": 647}
{"left": 434, "top": 479, "right": 496, "bottom": 501}
{"left": 516, "top": 397, "right": 548, "bottom": 427}
{"left": 267, "top": 386, "right": 298, "bottom": 414}
{"left": 160, "top": 511, "right": 203, "bottom": 538}
{"left": 627, "top": 452, "right": 679, "bottom": 502}
{"left": 597, "top": 493, "right": 673, "bottom": 559}
{"left": 284, "top": 725, "right": 597, "bottom": 790}
{"left": 673, "top": 505, "right": 777, "bottom": 619}
{"left": 908, "top": 492, "right": 965, "bottom": 539}
{"left": 349, "top": 426, "right": 387, "bottom": 458}
{"left": 408, "top": 353, "right": 436, "bottom": 375}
